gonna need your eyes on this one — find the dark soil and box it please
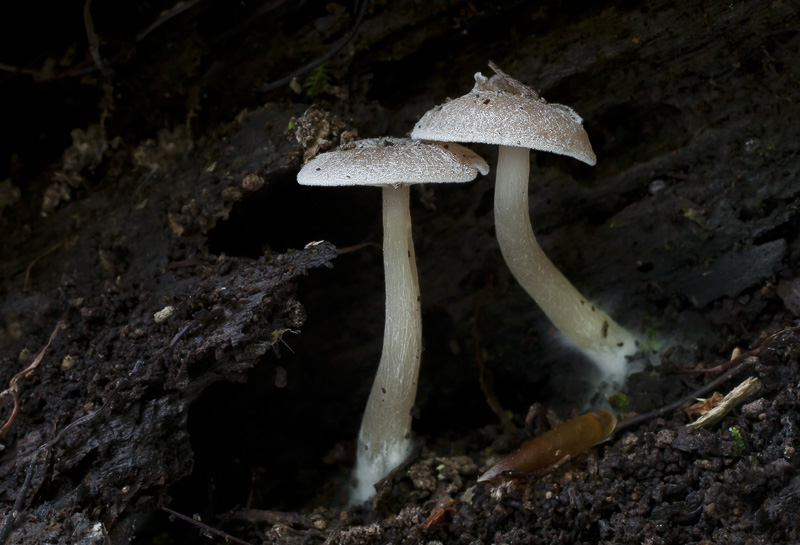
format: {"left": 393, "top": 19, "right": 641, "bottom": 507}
{"left": 1, "top": 1, "right": 799, "bottom": 543}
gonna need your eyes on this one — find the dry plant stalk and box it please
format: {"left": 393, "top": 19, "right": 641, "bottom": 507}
{"left": 686, "top": 376, "right": 764, "bottom": 429}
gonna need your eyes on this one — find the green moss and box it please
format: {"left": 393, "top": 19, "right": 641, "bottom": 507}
{"left": 729, "top": 426, "right": 745, "bottom": 456}
{"left": 608, "top": 391, "right": 629, "bottom": 410}
{"left": 303, "top": 63, "right": 332, "bottom": 98}
{"left": 639, "top": 326, "right": 661, "bottom": 352}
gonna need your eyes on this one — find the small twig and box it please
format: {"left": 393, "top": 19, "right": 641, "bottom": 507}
{"left": 3, "top": 0, "right": 199, "bottom": 83}
{"left": 686, "top": 376, "right": 763, "bottom": 429}
{"left": 83, "top": 0, "right": 109, "bottom": 79}
{"left": 419, "top": 499, "right": 456, "bottom": 531}
{"left": 162, "top": 507, "right": 254, "bottom": 545}
{"left": 617, "top": 325, "right": 800, "bottom": 432}
{"left": 168, "top": 322, "right": 193, "bottom": 348}
{"left": 24, "top": 241, "right": 65, "bottom": 290}
{"left": 255, "top": 0, "right": 368, "bottom": 93}
{"left": 0, "top": 317, "right": 66, "bottom": 437}
{"left": 0, "top": 63, "right": 47, "bottom": 77}
{"left": 616, "top": 356, "right": 756, "bottom": 432}
{"left": 666, "top": 325, "right": 800, "bottom": 375}
{"left": 137, "top": 0, "right": 202, "bottom": 41}
{"left": 336, "top": 241, "right": 381, "bottom": 255}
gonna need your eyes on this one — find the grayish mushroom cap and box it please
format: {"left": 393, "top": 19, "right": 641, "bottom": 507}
{"left": 297, "top": 137, "right": 489, "bottom": 187}
{"left": 411, "top": 65, "right": 596, "bottom": 166}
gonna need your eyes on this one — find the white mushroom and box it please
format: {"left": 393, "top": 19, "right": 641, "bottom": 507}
{"left": 411, "top": 63, "right": 639, "bottom": 389}
{"left": 298, "top": 137, "right": 488, "bottom": 504}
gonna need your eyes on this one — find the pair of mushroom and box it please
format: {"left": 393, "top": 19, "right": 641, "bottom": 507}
{"left": 298, "top": 64, "right": 639, "bottom": 504}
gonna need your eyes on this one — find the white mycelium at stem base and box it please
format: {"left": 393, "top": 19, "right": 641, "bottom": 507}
{"left": 494, "top": 145, "right": 638, "bottom": 382}
{"left": 350, "top": 185, "right": 422, "bottom": 505}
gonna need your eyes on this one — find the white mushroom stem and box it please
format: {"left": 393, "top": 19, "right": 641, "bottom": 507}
{"left": 350, "top": 184, "right": 422, "bottom": 505}
{"left": 493, "top": 145, "right": 637, "bottom": 381}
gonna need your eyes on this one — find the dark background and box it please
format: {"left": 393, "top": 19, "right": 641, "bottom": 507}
{"left": 1, "top": 1, "right": 799, "bottom": 543}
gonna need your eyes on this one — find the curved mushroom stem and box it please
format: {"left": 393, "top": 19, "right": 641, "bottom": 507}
{"left": 350, "top": 184, "right": 422, "bottom": 505}
{"left": 493, "top": 145, "right": 638, "bottom": 384}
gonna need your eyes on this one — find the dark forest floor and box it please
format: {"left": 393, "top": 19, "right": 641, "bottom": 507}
{"left": 1, "top": 1, "right": 799, "bottom": 543}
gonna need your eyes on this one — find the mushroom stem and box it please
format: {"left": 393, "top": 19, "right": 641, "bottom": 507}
{"left": 493, "top": 145, "right": 637, "bottom": 382}
{"left": 351, "top": 184, "right": 422, "bottom": 504}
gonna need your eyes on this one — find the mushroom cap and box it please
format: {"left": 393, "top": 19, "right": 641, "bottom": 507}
{"left": 297, "top": 137, "right": 489, "bottom": 187}
{"left": 411, "top": 70, "right": 596, "bottom": 166}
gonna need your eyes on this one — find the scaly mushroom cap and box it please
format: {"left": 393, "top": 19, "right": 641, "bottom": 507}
{"left": 411, "top": 65, "right": 596, "bottom": 166}
{"left": 297, "top": 137, "right": 489, "bottom": 187}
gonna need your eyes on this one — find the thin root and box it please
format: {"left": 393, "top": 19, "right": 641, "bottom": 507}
{"left": 0, "top": 317, "right": 66, "bottom": 437}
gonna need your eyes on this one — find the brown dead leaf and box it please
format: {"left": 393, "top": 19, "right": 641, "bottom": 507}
{"left": 685, "top": 392, "right": 723, "bottom": 421}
